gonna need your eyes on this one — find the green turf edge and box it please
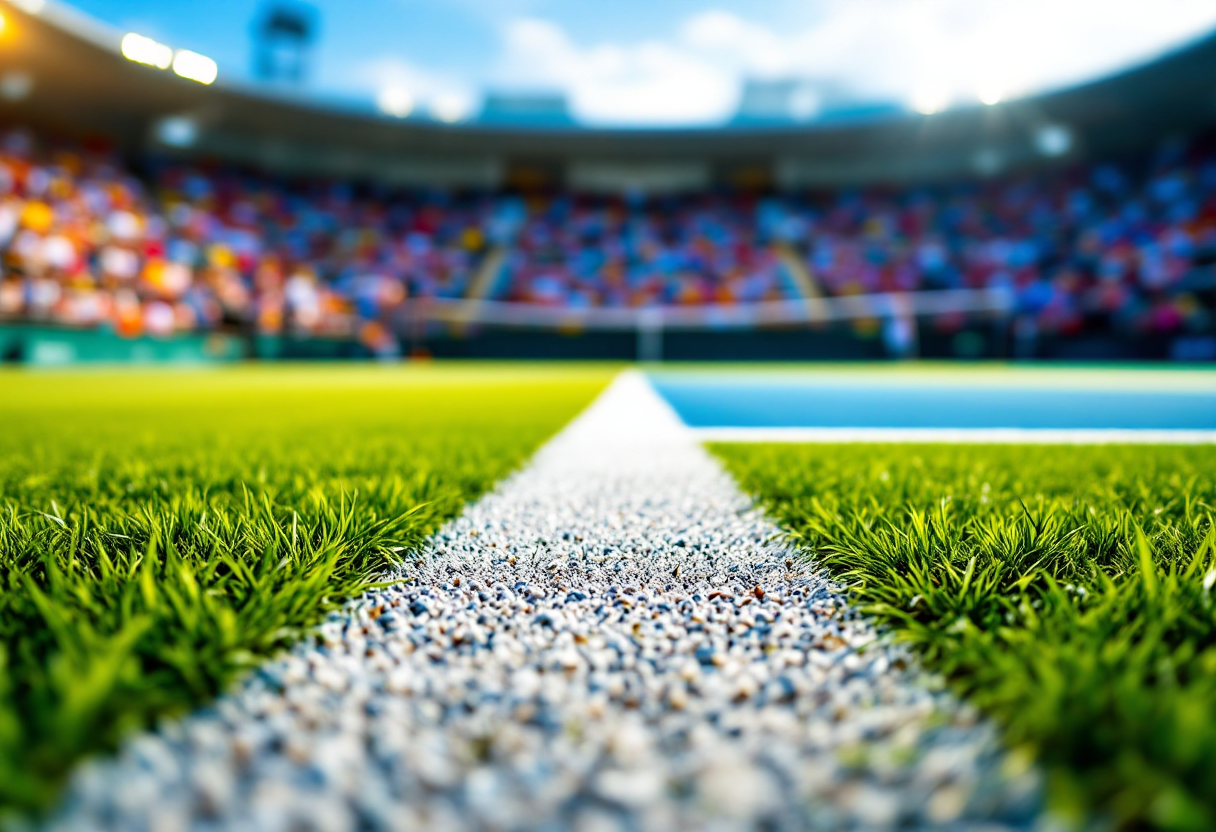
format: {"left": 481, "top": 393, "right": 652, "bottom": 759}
{"left": 711, "top": 441, "right": 1216, "bottom": 832}
{"left": 0, "top": 365, "right": 615, "bottom": 819}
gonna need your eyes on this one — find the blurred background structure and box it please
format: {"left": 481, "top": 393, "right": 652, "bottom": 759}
{"left": 251, "top": 2, "right": 316, "bottom": 87}
{"left": 1, "top": 0, "right": 1215, "bottom": 363}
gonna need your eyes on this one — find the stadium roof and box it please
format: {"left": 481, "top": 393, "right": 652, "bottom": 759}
{"left": 3, "top": 0, "right": 1216, "bottom": 188}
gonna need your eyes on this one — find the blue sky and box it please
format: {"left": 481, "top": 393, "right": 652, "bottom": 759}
{"left": 66, "top": 0, "right": 1216, "bottom": 125}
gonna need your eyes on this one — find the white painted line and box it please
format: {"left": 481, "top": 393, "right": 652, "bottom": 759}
{"left": 694, "top": 427, "right": 1216, "bottom": 444}
{"left": 49, "top": 369, "right": 1038, "bottom": 830}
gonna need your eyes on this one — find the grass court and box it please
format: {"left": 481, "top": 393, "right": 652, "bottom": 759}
{"left": 0, "top": 365, "right": 613, "bottom": 814}
{"left": 3, "top": 362, "right": 1216, "bottom": 829}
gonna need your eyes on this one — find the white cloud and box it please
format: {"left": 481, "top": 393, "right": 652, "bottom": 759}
{"left": 490, "top": 1, "right": 1216, "bottom": 125}
{"left": 353, "top": 56, "right": 477, "bottom": 121}
{"left": 496, "top": 18, "right": 737, "bottom": 125}
{"left": 680, "top": 10, "right": 788, "bottom": 77}
{"left": 685, "top": 0, "right": 1216, "bottom": 102}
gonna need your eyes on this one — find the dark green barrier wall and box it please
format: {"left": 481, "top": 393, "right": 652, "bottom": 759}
{"left": 0, "top": 325, "right": 245, "bottom": 366}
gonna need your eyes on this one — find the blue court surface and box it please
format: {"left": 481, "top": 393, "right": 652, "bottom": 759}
{"left": 648, "top": 369, "right": 1216, "bottom": 434}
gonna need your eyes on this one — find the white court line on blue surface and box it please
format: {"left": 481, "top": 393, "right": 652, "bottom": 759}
{"left": 693, "top": 427, "right": 1216, "bottom": 444}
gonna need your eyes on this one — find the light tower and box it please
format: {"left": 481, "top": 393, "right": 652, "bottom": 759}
{"left": 252, "top": 2, "right": 317, "bottom": 85}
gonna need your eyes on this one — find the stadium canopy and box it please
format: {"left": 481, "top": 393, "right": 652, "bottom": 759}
{"left": 3, "top": 0, "right": 1216, "bottom": 189}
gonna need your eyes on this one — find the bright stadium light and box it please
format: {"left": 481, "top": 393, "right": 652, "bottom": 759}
{"left": 156, "top": 116, "right": 198, "bottom": 147}
{"left": 172, "top": 50, "right": 218, "bottom": 85}
{"left": 431, "top": 92, "right": 472, "bottom": 124}
{"left": 122, "top": 33, "right": 173, "bottom": 69}
{"left": 910, "top": 86, "right": 949, "bottom": 115}
{"left": 1036, "top": 124, "right": 1074, "bottom": 157}
{"left": 977, "top": 83, "right": 1005, "bottom": 106}
{"left": 377, "top": 87, "right": 414, "bottom": 118}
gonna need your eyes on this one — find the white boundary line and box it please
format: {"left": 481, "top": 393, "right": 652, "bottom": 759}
{"left": 693, "top": 427, "right": 1216, "bottom": 444}
{"left": 46, "top": 369, "right": 1040, "bottom": 829}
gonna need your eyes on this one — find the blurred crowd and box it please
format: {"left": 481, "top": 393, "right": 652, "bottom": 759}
{"left": 769, "top": 142, "right": 1216, "bottom": 340}
{"left": 2, "top": 128, "right": 1214, "bottom": 346}
{"left": 502, "top": 195, "right": 794, "bottom": 307}
{"left": 0, "top": 131, "right": 493, "bottom": 354}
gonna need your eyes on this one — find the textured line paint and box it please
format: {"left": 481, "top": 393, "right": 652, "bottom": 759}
{"left": 48, "top": 372, "right": 1039, "bottom": 832}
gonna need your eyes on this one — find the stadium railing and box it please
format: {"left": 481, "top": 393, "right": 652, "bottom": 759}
{"left": 396, "top": 287, "right": 1014, "bottom": 361}
{"left": 402, "top": 287, "right": 1014, "bottom": 329}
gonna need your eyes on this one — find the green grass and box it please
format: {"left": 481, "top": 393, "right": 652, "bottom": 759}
{"left": 0, "top": 364, "right": 611, "bottom": 819}
{"left": 714, "top": 443, "right": 1216, "bottom": 831}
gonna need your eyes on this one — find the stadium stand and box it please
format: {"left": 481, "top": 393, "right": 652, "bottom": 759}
{"left": 777, "top": 149, "right": 1216, "bottom": 342}
{"left": 0, "top": 0, "right": 1214, "bottom": 361}
{"left": 0, "top": 132, "right": 496, "bottom": 354}
{"left": 498, "top": 194, "right": 795, "bottom": 307}
{"left": 3, "top": 128, "right": 1214, "bottom": 354}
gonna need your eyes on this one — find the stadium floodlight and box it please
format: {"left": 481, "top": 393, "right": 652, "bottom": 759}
{"left": 1036, "top": 124, "right": 1073, "bottom": 157}
{"left": 377, "top": 87, "right": 413, "bottom": 118}
{"left": 122, "top": 33, "right": 173, "bottom": 70}
{"left": 431, "top": 92, "right": 472, "bottom": 124}
{"left": 156, "top": 116, "right": 198, "bottom": 147}
{"left": 0, "top": 12, "right": 5, "bottom": 35}
{"left": 910, "top": 86, "right": 949, "bottom": 115}
{"left": 172, "top": 50, "right": 218, "bottom": 85}
{"left": 977, "top": 84, "right": 1004, "bottom": 106}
